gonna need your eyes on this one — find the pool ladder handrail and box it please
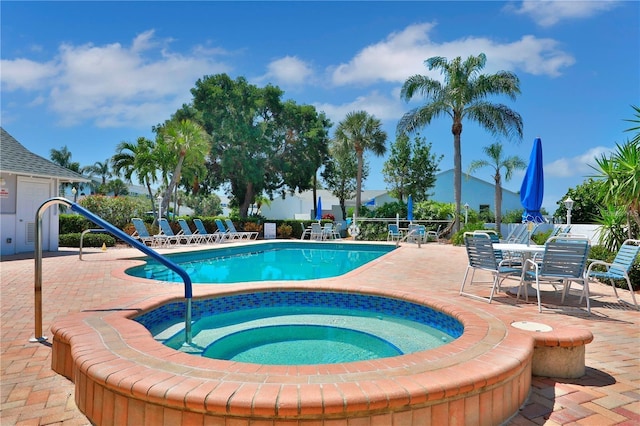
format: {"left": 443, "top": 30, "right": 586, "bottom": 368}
{"left": 32, "top": 197, "right": 193, "bottom": 345}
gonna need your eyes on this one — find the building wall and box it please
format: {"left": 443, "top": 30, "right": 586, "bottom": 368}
{"left": 432, "top": 170, "right": 521, "bottom": 215}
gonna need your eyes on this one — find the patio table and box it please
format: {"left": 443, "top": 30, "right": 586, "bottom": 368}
{"left": 493, "top": 243, "right": 545, "bottom": 297}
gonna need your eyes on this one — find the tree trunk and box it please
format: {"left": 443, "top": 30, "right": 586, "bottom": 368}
{"left": 239, "top": 182, "right": 255, "bottom": 218}
{"left": 452, "top": 124, "right": 462, "bottom": 233}
{"left": 163, "top": 155, "right": 185, "bottom": 218}
{"left": 495, "top": 173, "right": 503, "bottom": 233}
{"left": 355, "top": 151, "right": 363, "bottom": 217}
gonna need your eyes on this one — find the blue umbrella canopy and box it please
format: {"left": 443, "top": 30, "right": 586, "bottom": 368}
{"left": 315, "top": 196, "right": 322, "bottom": 221}
{"left": 407, "top": 195, "right": 414, "bottom": 222}
{"left": 520, "top": 137, "right": 545, "bottom": 223}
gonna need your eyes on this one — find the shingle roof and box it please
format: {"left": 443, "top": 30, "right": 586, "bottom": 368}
{"left": 0, "top": 127, "right": 89, "bottom": 182}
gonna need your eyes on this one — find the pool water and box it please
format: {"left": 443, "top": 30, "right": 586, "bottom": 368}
{"left": 126, "top": 242, "right": 395, "bottom": 283}
{"left": 137, "top": 291, "right": 462, "bottom": 365}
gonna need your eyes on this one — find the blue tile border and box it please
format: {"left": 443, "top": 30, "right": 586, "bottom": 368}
{"left": 134, "top": 291, "right": 464, "bottom": 338}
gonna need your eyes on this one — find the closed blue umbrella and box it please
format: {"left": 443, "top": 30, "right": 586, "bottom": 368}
{"left": 520, "top": 137, "right": 545, "bottom": 224}
{"left": 315, "top": 197, "right": 322, "bottom": 221}
{"left": 407, "top": 195, "right": 414, "bottom": 222}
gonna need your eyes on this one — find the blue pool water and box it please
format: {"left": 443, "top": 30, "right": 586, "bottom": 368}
{"left": 126, "top": 242, "right": 395, "bottom": 283}
{"left": 135, "top": 291, "right": 463, "bottom": 365}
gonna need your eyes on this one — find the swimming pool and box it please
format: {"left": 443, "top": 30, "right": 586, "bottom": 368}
{"left": 135, "top": 291, "right": 462, "bottom": 364}
{"left": 126, "top": 241, "right": 395, "bottom": 283}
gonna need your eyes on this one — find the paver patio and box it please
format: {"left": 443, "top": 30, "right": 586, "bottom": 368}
{"left": 1, "top": 241, "right": 638, "bottom": 425}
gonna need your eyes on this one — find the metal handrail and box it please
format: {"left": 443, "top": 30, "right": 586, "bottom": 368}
{"left": 79, "top": 228, "right": 108, "bottom": 260}
{"left": 32, "top": 197, "right": 193, "bottom": 344}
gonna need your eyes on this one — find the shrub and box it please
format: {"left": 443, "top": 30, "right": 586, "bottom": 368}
{"left": 450, "top": 223, "right": 491, "bottom": 246}
{"left": 277, "top": 223, "right": 293, "bottom": 239}
{"left": 59, "top": 214, "right": 92, "bottom": 234}
{"left": 59, "top": 233, "right": 116, "bottom": 248}
{"left": 243, "top": 222, "right": 263, "bottom": 236}
{"left": 78, "top": 195, "right": 150, "bottom": 230}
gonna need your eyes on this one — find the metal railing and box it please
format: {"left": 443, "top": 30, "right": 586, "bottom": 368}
{"left": 32, "top": 197, "right": 193, "bottom": 345}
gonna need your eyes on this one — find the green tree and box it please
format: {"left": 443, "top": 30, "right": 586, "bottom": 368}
{"left": 155, "top": 119, "right": 211, "bottom": 218}
{"left": 467, "top": 142, "right": 526, "bottom": 231}
{"left": 183, "top": 193, "right": 223, "bottom": 217}
{"left": 398, "top": 53, "right": 523, "bottom": 232}
{"left": 383, "top": 133, "right": 442, "bottom": 203}
{"left": 112, "top": 137, "right": 160, "bottom": 217}
{"left": 50, "top": 145, "right": 82, "bottom": 200}
{"left": 334, "top": 110, "right": 387, "bottom": 216}
{"left": 591, "top": 140, "right": 640, "bottom": 235}
{"left": 553, "top": 179, "right": 605, "bottom": 224}
{"left": 105, "top": 179, "right": 129, "bottom": 197}
{"left": 190, "top": 74, "right": 331, "bottom": 218}
{"left": 322, "top": 140, "right": 366, "bottom": 220}
{"left": 82, "top": 159, "right": 112, "bottom": 185}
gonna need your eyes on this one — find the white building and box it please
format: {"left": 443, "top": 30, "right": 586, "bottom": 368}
{"left": 260, "top": 169, "right": 522, "bottom": 221}
{"left": 0, "top": 128, "right": 89, "bottom": 255}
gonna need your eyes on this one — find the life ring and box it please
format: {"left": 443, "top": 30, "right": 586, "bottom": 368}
{"left": 348, "top": 224, "right": 360, "bottom": 237}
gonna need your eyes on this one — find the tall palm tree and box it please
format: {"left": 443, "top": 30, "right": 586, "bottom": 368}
{"left": 398, "top": 53, "right": 523, "bottom": 232}
{"left": 157, "top": 119, "right": 210, "bottom": 217}
{"left": 334, "top": 111, "right": 387, "bottom": 217}
{"left": 467, "top": 142, "right": 526, "bottom": 231}
{"left": 82, "top": 160, "right": 112, "bottom": 185}
{"left": 50, "top": 145, "right": 82, "bottom": 198}
{"left": 112, "top": 137, "right": 159, "bottom": 214}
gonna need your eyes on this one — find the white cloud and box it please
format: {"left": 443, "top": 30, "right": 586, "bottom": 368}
{"left": 257, "top": 56, "right": 314, "bottom": 87}
{"left": 2, "top": 30, "right": 232, "bottom": 128}
{"left": 507, "top": 0, "right": 620, "bottom": 27}
{"left": 330, "top": 22, "right": 575, "bottom": 86}
{"left": 545, "top": 146, "right": 612, "bottom": 178}
{"left": 314, "top": 90, "right": 405, "bottom": 129}
{"left": 0, "top": 58, "right": 59, "bottom": 91}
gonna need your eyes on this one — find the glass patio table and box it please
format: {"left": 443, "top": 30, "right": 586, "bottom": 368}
{"left": 493, "top": 243, "right": 546, "bottom": 297}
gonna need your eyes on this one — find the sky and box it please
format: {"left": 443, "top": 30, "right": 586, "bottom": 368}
{"left": 2, "top": 1, "right": 639, "bottom": 215}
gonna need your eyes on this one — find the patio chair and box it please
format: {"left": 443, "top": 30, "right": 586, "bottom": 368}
{"left": 322, "top": 222, "right": 334, "bottom": 240}
{"left": 460, "top": 232, "right": 522, "bottom": 303}
{"left": 519, "top": 235, "right": 591, "bottom": 313}
{"left": 177, "top": 219, "right": 205, "bottom": 244}
{"left": 331, "top": 223, "right": 342, "bottom": 239}
{"left": 310, "top": 222, "right": 323, "bottom": 241}
{"left": 192, "top": 218, "right": 220, "bottom": 244}
{"left": 585, "top": 239, "right": 639, "bottom": 310}
{"left": 387, "top": 224, "right": 403, "bottom": 241}
{"left": 225, "top": 219, "right": 258, "bottom": 240}
{"left": 407, "top": 224, "right": 427, "bottom": 244}
{"left": 131, "top": 218, "right": 165, "bottom": 247}
{"left": 158, "top": 218, "right": 184, "bottom": 246}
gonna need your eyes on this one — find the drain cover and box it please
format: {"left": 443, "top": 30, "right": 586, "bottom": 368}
{"left": 511, "top": 321, "right": 552, "bottom": 332}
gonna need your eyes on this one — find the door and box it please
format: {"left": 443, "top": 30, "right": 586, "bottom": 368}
{"left": 16, "top": 177, "right": 53, "bottom": 253}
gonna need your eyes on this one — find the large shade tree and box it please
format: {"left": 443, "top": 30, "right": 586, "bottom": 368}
{"left": 334, "top": 110, "right": 387, "bottom": 217}
{"left": 322, "top": 139, "right": 364, "bottom": 220}
{"left": 468, "top": 142, "right": 526, "bottom": 231}
{"left": 189, "top": 74, "right": 331, "bottom": 218}
{"left": 398, "top": 53, "right": 523, "bottom": 232}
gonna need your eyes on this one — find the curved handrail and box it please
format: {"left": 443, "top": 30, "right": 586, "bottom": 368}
{"left": 32, "top": 198, "right": 193, "bottom": 344}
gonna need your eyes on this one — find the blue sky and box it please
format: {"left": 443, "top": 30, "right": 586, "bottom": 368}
{"left": 2, "top": 1, "right": 638, "bottom": 215}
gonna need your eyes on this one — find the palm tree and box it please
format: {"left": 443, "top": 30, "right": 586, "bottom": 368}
{"left": 157, "top": 119, "right": 210, "bottom": 218}
{"left": 334, "top": 111, "right": 387, "bottom": 217}
{"left": 398, "top": 53, "right": 523, "bottom": 232}
{"left": 112, "top": 137, "right": 159, "bottom": 215}
{"left": 82, "top": 160, "right": 112, "bottom": 185}
{"left": 50, "top": 146, "right": 82, "bottom": 198}
{"left": 467, "top": 142, "right": 526, "bottom": 231}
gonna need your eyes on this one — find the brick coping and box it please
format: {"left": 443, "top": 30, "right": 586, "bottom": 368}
{"left": 52, "top": 284, "right": 538, "bottom": 423}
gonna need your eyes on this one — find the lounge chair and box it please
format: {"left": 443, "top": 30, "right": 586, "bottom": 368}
{"left": 177, "top": 219, "right": 205, "bottom": 244}
{"left": 321, "top": 222, "right": 334, "bottom": 240}
{"left": 460, "top": 232, "right": 522, "bottom": 303}
{"left": 131, "top": 218, "right": 165, "bottom": 247}
{"left": 225, "top": 219, "right": 258, "bottom": 240}
{"left": 214, "top": 219, "right": 240, "bottom": 241}
{"left": 192, "top": 218, "right": 220, "bottom": 243}
{"left": 519, "top": 235, "right": 590, "bottom": 313}
{"left": 407, "top": 224, "right": 427, "bottom": 244}
{"left": 586, "top": 239, "right": 639, "bottom": 310}
{"left": 157, "top": 218, "right": 184, "bottom": 246}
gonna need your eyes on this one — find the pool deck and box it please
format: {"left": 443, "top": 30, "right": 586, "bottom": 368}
{"left": 1, "top": 240, "right": 639, "bottom": 425}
